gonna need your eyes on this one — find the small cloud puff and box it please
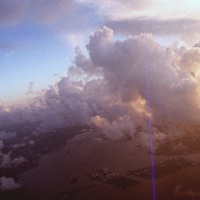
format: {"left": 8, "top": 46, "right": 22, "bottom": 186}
{"left": 0, "top": 176, "right": 21, "bottom": 191}
{"left": 0, "top": 131, "right": 17, "bottom": 140}
{"left": 0, "top": 152, "right": 26, "bottom": 168}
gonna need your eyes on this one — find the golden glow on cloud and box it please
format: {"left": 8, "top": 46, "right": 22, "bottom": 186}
{"left": 130, "top": 97, "right": 147, "bottom": 115}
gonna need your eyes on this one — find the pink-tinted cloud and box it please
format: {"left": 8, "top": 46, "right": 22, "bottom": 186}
{"left": 1, "top": 27, "right": 200, "bottom": 143}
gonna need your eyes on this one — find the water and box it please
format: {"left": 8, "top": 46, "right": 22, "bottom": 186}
{"left": 19, "top": 131, "right": 200, "bottom": 200}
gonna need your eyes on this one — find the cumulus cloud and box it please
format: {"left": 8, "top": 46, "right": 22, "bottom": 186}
{"left": 11, "top": 157, "right": 26, "bottom": 166}
{"left": 0, "top": 131, "right": 17, "bottom": 140}
{"left": 91, "top": 115, "right": 135, "bottom": 141}
{"left": 1, "top": 27, "right": 200, "bottom": 143}
{"left": 87, "top": 27, "right": 200, "bottom": 125}
{"left": 136, "top": 127, "right": 166, "bottom": 148}
{"left": 0, "top": 153, "right": 11, "bottom": 168}
{"left": 0, "top": 152, "right": 26, "bottom": 168}
{"left": 0, "top": 176, "right": 21, "bottom": 191}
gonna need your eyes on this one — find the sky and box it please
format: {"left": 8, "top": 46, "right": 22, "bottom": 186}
{"left": 0, "top": 0, "right": 200, "bottom": 106}
{"left": 0, "top": 0, "right": 200, "bottom": 164}
{"left": 0, "top": 0, "right": 200, "bottom": 142}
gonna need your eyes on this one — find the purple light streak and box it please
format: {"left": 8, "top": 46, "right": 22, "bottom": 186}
{"left": 144, "top": 45, "right": 157, "bottom": 200}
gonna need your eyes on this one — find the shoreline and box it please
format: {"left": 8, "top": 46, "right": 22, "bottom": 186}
{"left": 2, "top": 128, "right": 200, "bottom": 200}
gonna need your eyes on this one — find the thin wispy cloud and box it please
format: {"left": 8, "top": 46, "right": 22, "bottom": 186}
{"left": 0, "top": 0, "right": 28, "bottom": 25}
{"left": 105, "top": 18, "right": 200, "bottom": 45}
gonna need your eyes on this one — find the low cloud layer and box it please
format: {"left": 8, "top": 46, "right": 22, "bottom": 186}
{"left": 0, "top": 152, "right": 26, "bottom": 168}
{"left": 0, "top": 176, "right": 21, "bottom": 191}
{"left": 0, "top": 131, "right": 17, "bottom": 140}
{"left": 1, "top": 27, "right": 200, "bottom": 143}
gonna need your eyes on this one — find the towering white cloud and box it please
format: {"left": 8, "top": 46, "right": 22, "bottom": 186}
{"left": 86, "top": 27, "right": 200, "bottom": 125}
